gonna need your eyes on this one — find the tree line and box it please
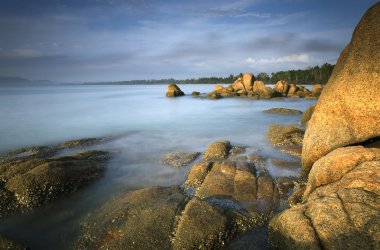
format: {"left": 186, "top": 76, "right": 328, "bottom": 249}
{"left": 256, "top": 63, "right": 334, "bottom": 85}
{"left": 84, "top": 63, "right": 334, "bottom": 85}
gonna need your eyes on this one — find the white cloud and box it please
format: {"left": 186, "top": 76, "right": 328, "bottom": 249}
{"left": 245, "top": 53, "right": 310, "bottom": 64}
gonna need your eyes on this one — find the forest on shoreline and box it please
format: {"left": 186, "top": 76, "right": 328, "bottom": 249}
{"left": 85, "top": 63, "right": 334, "bottom": 85}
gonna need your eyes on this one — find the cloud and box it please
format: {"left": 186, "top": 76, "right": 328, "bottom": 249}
{"left": 246, "top": 53, "right": 310, "bottom": 64}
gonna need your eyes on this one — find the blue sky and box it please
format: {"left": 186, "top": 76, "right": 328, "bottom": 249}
{"left": 0, "top": 0, "right": 377, "bottom": 82}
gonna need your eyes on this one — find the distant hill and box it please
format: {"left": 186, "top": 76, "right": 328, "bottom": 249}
{"left": 0, "top": 76, "right": 56, "bottom": 86}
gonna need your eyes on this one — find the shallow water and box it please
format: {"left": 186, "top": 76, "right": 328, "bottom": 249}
{"left": 0, "top": 84, "right": 316, "bottom": 249}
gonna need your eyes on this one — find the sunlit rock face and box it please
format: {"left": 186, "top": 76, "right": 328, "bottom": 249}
{"left": 166, "top": 83, "right": 185, "bottom": 97}
{"left": 302, "top": 2, "right": 380, "bottom": 176}
{"left": 269, "top": 3, "right": 380, "bottom": 249}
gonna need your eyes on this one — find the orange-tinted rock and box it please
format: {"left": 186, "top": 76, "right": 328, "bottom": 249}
{"left": 166, "top": 83, "right": 185, "bottom": 97}
{"left": 269, "top": 146, "right": 380, "bottom": 250}
{"left": 274, "top": 80, "right": 290, "bottom": 95}
{"left": 302, "top": 3, "right": 380, "bottom": 175}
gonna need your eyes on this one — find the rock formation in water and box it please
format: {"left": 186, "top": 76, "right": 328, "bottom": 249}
{"left": 77, "top": 140, "right": 300, "bottom": 249}
{"left": 268, "top": 3, "right": 380, "bottom": 249}
{"left": 166, "top": 83, "right": 185, "bottom": 97}
{"left": 206, "top": 74, "right": 322, "bottom": 100}
{"left": 302, "top": 2, "right": 380, "bottom": 175}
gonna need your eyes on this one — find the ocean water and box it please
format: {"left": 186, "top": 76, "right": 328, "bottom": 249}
{"left": 0, "top": 84, "right": 316, "bottom": 249}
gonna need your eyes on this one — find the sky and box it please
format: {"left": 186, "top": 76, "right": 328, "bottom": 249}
{"left": 0, "top": 0, "right": 378, "bottom": 82}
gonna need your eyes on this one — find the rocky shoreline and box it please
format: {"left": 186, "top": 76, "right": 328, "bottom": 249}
{"left": 1, "top": 2, "right": 379, "bottom": 249}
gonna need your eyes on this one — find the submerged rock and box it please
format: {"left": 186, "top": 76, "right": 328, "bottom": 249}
{"left": 191, "top": 91, "right": 200, "bottom": 96}
{"left": 202, "top": 141, "right": 231, "bottom": 160}
{"left": 264, "top": 108, "right": 302, "bottom": 115}
{"left": 0, "top": 235, "right": 27, "bottom": 250}
{"left": 166, "top": 83, "right": 185, "bottom": 97}
{"left": 302, "top": 2, "right": 380, "bottom": 175}
{"left": 161, "top": 151, "right": 200, "bottom": 168}
{"left": 57, "top": 137, "right": 106, "bottom": 149}
{"left": 269, "top": 146, "right": 380, "bottom": 250}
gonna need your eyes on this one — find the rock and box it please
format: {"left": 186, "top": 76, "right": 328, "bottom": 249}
{"left": 230, "top": 146, "right": 246, "bottom": 156}
{"left": 269, "top": 158, "right": 300, "bottom": 170}
{"left": 202, "top": 141, "right": 231, "bottom": 160}
{"left": 266, "top": 125, "right": 304, "bottom": 147}
{"left": 232, "top": 73, "right": 255, "bottom": 93}
{"left": 76, "top": 186, "right": 187, "bottom": 249}
{"left": 208, "top": 91, "right": 222, "bottom": 99}
{"left": 1, "top": 146, "right": 57, "bottom": 162}
{"left": 173, "top": 198, "right": 261, "bottom": 249}
{"left": 301, "top": 104, "right": 316, "bottom": 127}
{"left": 57, "top": 137, "right": 105, "bottom": 149}
{"left": 214, "top": 85, "right": 224, "bottom": 91}
{"left": 166, "top": 83, "right": 185, "bottom": 97}
{"left": 186, "top": 160, "right": 279, "bottom": 215}
{"left": 288, "top": 187, "right": 305, "bottom": 207}
{"left": 161, "top": 152, "right": 200, "bottom": 168}
{"left": 191, "top": 91, "right": 200, "bottom": 96}
{"left": 0, "top": 150, "right": 109, "bottom": 217}
{"left": 274, "top": 80, "right": 290, "bottom": 96}
{"left": 0, "top": 235, "right": 27, "bottom": 250}
{"left": 185, "top": 162, "right": 212, "bottom": 189}
{"left": 266, "top": 125, "right": 304, "bottom": 158}
{"left": 311, "top": 84, "right": 323, "bottom": 97}
{"left": 269, "top": 146, "right": 380, "bottom": 250}
{"left": 302, "top": 2, "right": 380, "bottom": 175}
{"left": 253, "top": 81, "right": 273, "bottom": 99}
{"left": 287, "top": 84, "right": 299, "bottom": 97}
{"left": 264, "top": 108, "right": 302, "bottom": 115}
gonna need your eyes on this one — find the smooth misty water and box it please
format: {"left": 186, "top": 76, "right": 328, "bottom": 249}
{"left": 0, "top": 84, "right": 316, "bottom": 249}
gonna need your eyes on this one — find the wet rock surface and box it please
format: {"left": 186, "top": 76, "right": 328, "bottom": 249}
{"left": 161, "top": 151, "right": 200, "bottom": 168}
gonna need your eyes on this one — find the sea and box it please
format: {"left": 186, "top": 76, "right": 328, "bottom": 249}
{"left": 0, "top": 84, "right": 316, "bottom": 249}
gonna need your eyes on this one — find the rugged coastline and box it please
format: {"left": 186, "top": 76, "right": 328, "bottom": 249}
{"left": 1, "top": 2, "right": 380, "bottom": 250}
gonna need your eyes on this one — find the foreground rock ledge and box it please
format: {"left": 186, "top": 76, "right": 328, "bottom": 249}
{"left": 0, "top": 145, "right": 110, "bottom": 218}
{"left": 269, "top": 146, "right": 380, "bottom": 250}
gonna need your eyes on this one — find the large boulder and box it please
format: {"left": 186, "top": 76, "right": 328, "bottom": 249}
{"left": 302, "top": 2, "right": 380, "bottom": 175}
{"left": 311, "top": 84, "right": 323, "bottom": 97}
{"left": 232, "top": 73, "right": 255, "bottom": 93}
{"left": 166, "top": 83, "right": 185, "bottom": 97}
{"left": 269, "top": 146, "right": 380, "bottom": 250}
{"left": 274, "top": 80, "right": 290, "bottom": 96}
{"left": 253, "top": 81, "right": 274, "bottom": 99}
